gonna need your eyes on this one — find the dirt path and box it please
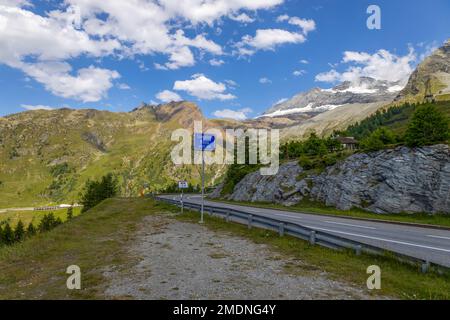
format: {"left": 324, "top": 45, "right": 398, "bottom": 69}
{"left": 104, "top": 215, "right": 375, "bottom": 300}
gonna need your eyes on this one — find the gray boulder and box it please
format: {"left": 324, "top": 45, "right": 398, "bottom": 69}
{"left": 224, "top": 145, "right": 450, "bottom": 214}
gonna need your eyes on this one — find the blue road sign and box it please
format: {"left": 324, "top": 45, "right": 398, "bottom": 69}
{"left": 194, "top": 133, "right": 216, "bottom": 151}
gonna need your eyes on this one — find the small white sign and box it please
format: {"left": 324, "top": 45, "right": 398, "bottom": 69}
{"left": 178, "top": 181, "right": 189, "bottom": 189}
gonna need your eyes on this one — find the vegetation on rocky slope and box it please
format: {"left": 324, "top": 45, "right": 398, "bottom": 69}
{"left": 0, "top": 102, "right": 226, "bottom": 207}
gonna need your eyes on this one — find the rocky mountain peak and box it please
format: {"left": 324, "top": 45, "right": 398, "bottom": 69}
{"left": 262, "top": 76, "right": 400, "bottom": 118}
{"left": 394, "top": 39, "right": 450, "bottom": 104}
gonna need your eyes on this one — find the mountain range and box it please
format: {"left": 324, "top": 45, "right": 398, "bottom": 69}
{"left": 0, "top": 40, "right": 449, "bottom": 207}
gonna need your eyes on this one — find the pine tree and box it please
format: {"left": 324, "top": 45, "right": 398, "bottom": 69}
{"left": 26, "top": 223, "right": 36, "bottom": 237}
{"left": 405, "top": 104, "right": 449, "bottom": 147}
{"left": 67, "top": 204, "right": 74, "bottom": 220}
{"left": 2, "top": 222, "right": 15, "bottom": 245}
{"left": 80, "top": 173, "right": 118, "bottom": 212}
{"left": 14, "top": 220, "right": 25, "bottom": 242}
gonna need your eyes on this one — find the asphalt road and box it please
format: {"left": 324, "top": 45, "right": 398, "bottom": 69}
{"left": 160, "top": 194, "right": 450, "bottom": 268}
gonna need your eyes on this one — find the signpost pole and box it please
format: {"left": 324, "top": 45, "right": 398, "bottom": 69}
{"left": 200, "top": 145, "right": 205, "bottom": 224}
{"left": 181, "top": 189, "right": 184, "bottom": 214}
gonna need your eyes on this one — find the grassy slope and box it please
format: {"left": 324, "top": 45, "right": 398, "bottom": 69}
{"left": 0, "top": 104, "right": 225, "bottom": 208}
{"left": 0, "top": 207, "right": 82, "bottom": 227}
{"left": 0, "top": 198, "right": 176, "bottom": 299}
{"left": 0, "top": 198, "right": 449, "bottom": 300}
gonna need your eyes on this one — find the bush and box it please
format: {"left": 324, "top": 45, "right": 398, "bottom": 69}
{"left": 360, "top": 127, "right": 396, "bottom": 152}
{"left": 80, "top": 173, "right": 118, "bottom": 213}
{"left": 405, "top": 105, "right": 449, "bottom": 147}
{"left": 299, "top": 156, "right": 314, "bottom": 170}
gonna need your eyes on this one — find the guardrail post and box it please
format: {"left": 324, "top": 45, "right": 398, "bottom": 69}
{"left": 279, "top": 223, "right": 285, "bottom": 237}
{"left": 225, "top": 210, "right": 230, "bottom": 222}
{"left": 309, "top": 231, "right": 316, "bottom": 245}
{"left": 421, "top": 261, "right": 430, "bottom": 273}
{"left": 248, "top": 214, "right": 253, "bottom": 229}
{"left": 355, "top": 245, "right": 362, "bottom": 256}
{"left": 209, "top": 208, "right": 213, "bottom": 216}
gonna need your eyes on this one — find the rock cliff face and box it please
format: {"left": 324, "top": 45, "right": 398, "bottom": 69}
{"left": 221, "top": 145, "right": 450, "bottom": 214}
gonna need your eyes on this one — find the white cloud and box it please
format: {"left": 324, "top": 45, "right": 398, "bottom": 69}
{"left": 236, "top": 29, "right": 306, "bottom": 56}
{"left": 0, "top": 0, "right": 31, "bottom": 8}
{"left": 293, "top": 69, "right": 306, "bottom": 76}
{"left": 234, "top": 14, "right": 315, "bottom": 56}
{"left": 224, "top": 79, "right": 238, "bottom": 88}
{"left": 156, "top": 90, "right": 183, "bottom": 103}
{"left": 229, "top": 13, "right": 255, "bottom": 23}
{"left": 276, "top": 14, "right": 289, "bottom": 22}
{"left": 159, "top": 0, "right": 283, "bottom": 25}
{"left": 118, "top": 83, "right": 131, "bottom": 90}
{"left": 20, "top": 62, "right": 120, "bottom": 102}
{"left": 209, "top": 58, "right": 225, "bottom": 66}
{"left": 213, "top": 107, "right": 252, "bottom": 120}
{"left": 21, "top": 104, "right": 53, "bottom": 111}
{"left": 315, "top": 48, "right": 416, "bottom": 85}
{"left": 174, "top": 74, "right": 236, "bottom": 101}
{"left": 1, "top": 0, "right": 285, "bottom": 101}
{"left": 286, "top": 17, "right": 316, "bottom": 35}
{"left": 299, "top": 59, "right": 309, "bottom": 64}
{"left": 259, "top": 77, "right": 272, "bottom": 84}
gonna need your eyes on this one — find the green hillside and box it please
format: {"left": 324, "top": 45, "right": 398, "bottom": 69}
{"left": 0, "top": 102, "right": 227, "bottom": 208}
{"left": 343, "top": 101, "right": 450, "bottom": 140}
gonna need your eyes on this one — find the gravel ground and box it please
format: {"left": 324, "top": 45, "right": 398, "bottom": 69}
{"left": 104, "top": 215, "right": 375, "bottom": 300}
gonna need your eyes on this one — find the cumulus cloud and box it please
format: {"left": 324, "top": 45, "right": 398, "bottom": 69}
{"left": 156, "top": 90, "right": 183, "bottom": 103}
{"left": 21, "top": 104, "right": 54, "bottom": 111}
{"left": 19, "top": 62, "right": 120, "bottom": 102}
{"left": 229, "top": 13, "right": 255, "bottom": 23}
{"left": 315, "top": 48, "right": 416, "bottom": 85}
{"left": 0, "top": 0, "right": 284, "bottom": 101}
{"left": 235, "top": 29, "right": 305, "bottom": 56}
{"left": 235, "top": 14, "right": 315, "bottom": 56}
{"left": 159, "top": 0, "right": 283, "bottom": 25}
{"left": 299, "top": 59, "right": 309, "bottom": 64}
{"left": 213, "top": 107, "right": 252, "bottom": 120}
{"left": 174, "top": 74, "right": 236, "bottom": 101}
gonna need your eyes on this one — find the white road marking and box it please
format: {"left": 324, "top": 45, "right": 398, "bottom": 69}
{"left": 325, "top": 220, "right": 376, "bottom": 230}
{"left": 427, "top": 235, "right": 450, "bottom": 240}
{"left": 304, "top": 226, "right": 450, "bottom": 253}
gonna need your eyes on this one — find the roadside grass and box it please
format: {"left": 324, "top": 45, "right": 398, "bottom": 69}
{"left": 176, "top": 209, "right": 450, "bottom": 300}
{"left": 1, "top": 198, "right": 449, "bottom": 300}
{"left": 0, "top": 198, "right": 176, "bottom": 299}
{"left": 0, "top": 207, "right": 82, "bottom": 227}
{"left": 209, "top": 198, "right": 450, "bottom": 229}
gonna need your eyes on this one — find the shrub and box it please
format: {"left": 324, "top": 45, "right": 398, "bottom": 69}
{"left": 360, "top": 127, "right": 396, "bottom": 152}
{"left": 299, "top": 156, "right": 314, "bottom": 170}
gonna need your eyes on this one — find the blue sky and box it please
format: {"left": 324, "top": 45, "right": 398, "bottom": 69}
{"left": 0, "top": 0, "right": 449, "bottom": 118}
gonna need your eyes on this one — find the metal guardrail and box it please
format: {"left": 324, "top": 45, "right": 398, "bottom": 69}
{"left": 155, "top": 196, "right": 450, "bottom": 274}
